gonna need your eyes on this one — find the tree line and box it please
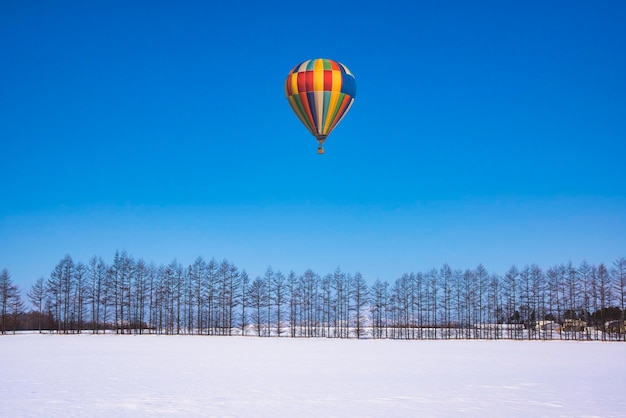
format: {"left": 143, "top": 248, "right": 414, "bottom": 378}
{"left": 1, "top": 252, "right": 625, "bottom": 340}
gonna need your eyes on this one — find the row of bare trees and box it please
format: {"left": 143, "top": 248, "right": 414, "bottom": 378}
{"left": 2, "top": 254, "right": 625, "bottom": 340}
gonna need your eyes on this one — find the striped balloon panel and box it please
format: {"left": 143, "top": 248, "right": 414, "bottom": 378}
{"left": 285, "top": 58, "right": 356, "bottom": 139}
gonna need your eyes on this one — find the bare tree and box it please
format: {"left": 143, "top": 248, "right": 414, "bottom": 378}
{"left": 217, "top": 260, "right": 235, "bottom": 335}
{"left": 392, "top": 274, "right": 414, "bottom": 339}
{"left": 110, "top": 251, "right": 137, "bottom": 334}
{"left": 460, "top": 269, "right": 475, "bottom": 339}
{"left": 27, "top": 277, "right": 46, "bottom": 333}
{"left": 263, "top": 266, "right": 274, "bottom": 336}
{"left": 578, "top": 260, "right": 593, "bottom": 340}
{"left": 531, "top": 266, "right": 544, "bottom": 338}
{"left": 87, "top": 256, "right": 106, "bottom": 333}
{"left": 227, "top": 261, "right": 241, "bottom": 335}
{"left": 46, "top": 255, "right": 75, "bottom": 333}
{"left": 451, "top": 269, "right": 464, "bottom": 339}
{"left": 596, "top": 263, "right": 612, "bottom": 341}
{"left": 612, "top": 258, "right": 626, "bottom": 341}
{"left": 247, "top": 276, "right": 268, "bottom": 337}
{"left": 239, "top": 270, "right": 249, "bottom": 335}
{"left": 9, "top": 288, "right": 25, "bottom": 333}
{"left": 1, "top": 269, "right": 22, "bottom": 334}
{"left": 474, "top": 264, "right": 489, "bottom": 339}
{"left": 331, "top": 268, "right": 347, "bottom": 338}
{"left": 563, "top": 262, "right": 580, "bottom": 340}
{"left": 320, "top": 274, "right": 333, "bottom": 337}
{"left": 272, "top": 270, "right": 286, "bottom": 337}
{"left": 190, "top": 256, "right": 206, "bottom": 335}
{"left": 146, "top": 262, "right": 156, "bottom": 334}
{"left": 370, "top": 279, "right": 389, "bottom": 339}
{"left": 72, "top": 262, "right": 87, "bottom": 333}
{"left": 426, "top": 268, "right": 438, "bottom": 339}
{"left": 351, "top": 272, "right": 369, "bottom": 338}
{"left": 439, "top": 264, "right": 453, "bottom": 339}
{"left": 205, "top": 258, "right": 218, "bottom": 335}
{"left": 133, "top": 259, "right": 150, "bottom": 334}
{"left": 489, "top": 270, "right": 504, "bottom": 339}
{"left": 503, "top": 266, "right": 519, "bottom": 339}
{"left": 172, "top": 260, "right": 184, "bottom": 335}
{"left": 300, "top": 269, "right": 319, "bottom": 337}
{"left": 546, "top": 265, "right": 564, "bottom": 339}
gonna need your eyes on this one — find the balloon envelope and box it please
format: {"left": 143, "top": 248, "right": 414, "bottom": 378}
{"left": 285, "top": 58, "right": 356, "bottom": 153}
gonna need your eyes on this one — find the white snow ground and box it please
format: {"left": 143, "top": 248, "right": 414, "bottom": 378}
{"left": 1, "top": 334, "right": 625, "bottom": 417}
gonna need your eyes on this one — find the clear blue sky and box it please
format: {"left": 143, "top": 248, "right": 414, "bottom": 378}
{"left": 2, "top": 1, "right": 625, "bottom": 289}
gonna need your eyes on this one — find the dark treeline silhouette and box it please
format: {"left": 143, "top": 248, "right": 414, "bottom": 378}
{"left": 2, "top": 253, "right": 626, "bottom": 340}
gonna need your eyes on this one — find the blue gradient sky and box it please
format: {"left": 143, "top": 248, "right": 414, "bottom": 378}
{"left": 2, "top": 1, "right": 625, "bottom": 289}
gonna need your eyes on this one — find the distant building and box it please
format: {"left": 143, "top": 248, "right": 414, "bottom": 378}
{"left": 535, "top": 320, "right": 560, "bottom": 331}
{"left": 605, "top": 320, "right": 625, "bottom": 334}
{"left": 562, "top": 319, "right": 586, "bottom": 332}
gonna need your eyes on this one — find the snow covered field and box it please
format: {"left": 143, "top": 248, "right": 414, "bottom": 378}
{"left": 1, "top": 334, "right": 625, "bottom": 417}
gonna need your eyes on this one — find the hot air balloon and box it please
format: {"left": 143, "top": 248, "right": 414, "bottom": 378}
{"left": 285, "top": 58, "right": 356, "bottom": 154}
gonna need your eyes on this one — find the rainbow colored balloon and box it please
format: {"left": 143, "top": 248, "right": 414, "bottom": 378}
{"left": 285, "top": 58, "right": 356, "bottom": 154}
